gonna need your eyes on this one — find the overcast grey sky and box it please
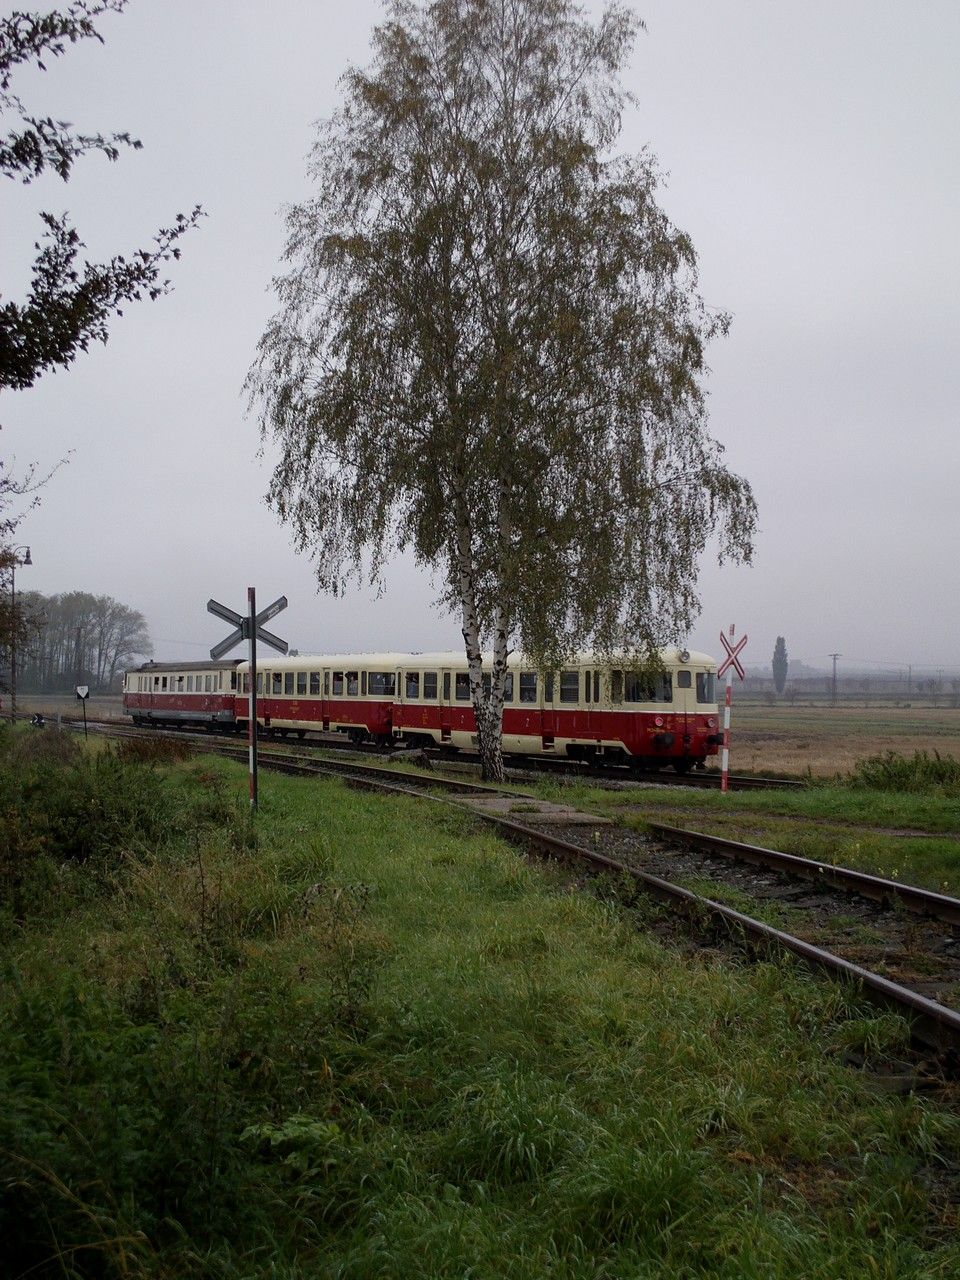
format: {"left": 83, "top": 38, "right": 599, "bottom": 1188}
{"left": 3, "top": 0, "right": 958, "bottom": 674}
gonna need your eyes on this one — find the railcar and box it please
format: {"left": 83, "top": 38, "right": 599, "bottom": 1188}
{"left": 122, "top": 659, "right": 241, "bottom": 728}
{"left": 233, "top": 647, "right": 721, "bottom": 771}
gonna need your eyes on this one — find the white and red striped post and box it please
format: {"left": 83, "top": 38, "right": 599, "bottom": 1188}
{"left": 720, "top": 641, "right": 734, "bottom": 794}
{"left": 717, "top": 622, "right": 747, "bottom": 794}
{"left": 248, "top": 586, "right": 258, "bottom": 811}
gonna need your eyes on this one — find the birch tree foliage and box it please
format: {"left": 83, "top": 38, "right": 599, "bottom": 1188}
{"left": 249, "top": 0, "right": 757, "bottom": 774}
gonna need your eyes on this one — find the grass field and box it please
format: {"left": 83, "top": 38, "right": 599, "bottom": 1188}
{"left": 3, "top": 726, "right": 960, "bottom": 1277}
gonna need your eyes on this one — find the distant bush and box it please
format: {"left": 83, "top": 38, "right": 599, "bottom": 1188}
{"left": 845, "top": 750, "right": 960, "bottom": 796}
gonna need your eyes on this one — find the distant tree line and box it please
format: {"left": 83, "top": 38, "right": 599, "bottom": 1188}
{"left": 11, "top": 590, "right": 152, "bottom": 692}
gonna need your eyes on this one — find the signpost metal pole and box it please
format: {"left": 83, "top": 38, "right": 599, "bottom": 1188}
{"left": 248, "top": 586, "right": 258, "bottom": 811}
{"left": 76, "top": 684, "right": 89, "bottom": 740}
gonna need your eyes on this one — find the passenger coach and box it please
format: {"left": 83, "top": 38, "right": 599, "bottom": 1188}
{"left": 123, "top": 659, "right": 241, "bottom": 727}
{"left": 233, "top": 647, "right": 721, "bottom": 771}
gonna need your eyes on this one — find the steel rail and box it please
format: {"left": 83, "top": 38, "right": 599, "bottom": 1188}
{"left": 648, "top": 823, "right": 960, "bottom": 927}
{"left": 60, "top": 714, "right": 804, "bottom": 790}
{"left": 470, "top": 818, "right": 960, "bottom": 1058}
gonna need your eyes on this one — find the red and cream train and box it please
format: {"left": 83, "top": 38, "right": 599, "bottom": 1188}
{"left": 122, "top": 647, "right": 722, "bottom": 772}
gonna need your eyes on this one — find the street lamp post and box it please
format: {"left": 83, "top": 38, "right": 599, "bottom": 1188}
{"left": 8, "top": 545, "right": 32, "bottom": 723}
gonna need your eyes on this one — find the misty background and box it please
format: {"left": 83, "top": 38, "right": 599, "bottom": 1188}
{"left": 3, "top": 0, "right": 958, "bottom": 677}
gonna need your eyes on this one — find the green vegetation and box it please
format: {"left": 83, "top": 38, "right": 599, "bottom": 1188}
{"left": 847, "top": 751, "right": 960, "bottom": 798}
{"left": 2, "top": 726, "right": 960, "bottom": 1277}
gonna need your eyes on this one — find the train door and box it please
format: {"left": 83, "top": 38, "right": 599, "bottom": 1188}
{"left": 675, "top": 665, "right": 694, "bottom": 754}
{"left": 439, "top": 668, "right": 453, "bottom": 743}
{"left": 260, "top": 669, "right": 270, "bottom": 727}
{"left": 541, "top": 671, "right": 557, "bottom": 750}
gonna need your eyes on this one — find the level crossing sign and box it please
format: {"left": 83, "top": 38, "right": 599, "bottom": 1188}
{"left": 207, "top": 589, "right": 288, "bottom": 811}
{"left": 717, "top": 629, "right": 748, "bottom": 681}
{"left": 208, "top": 595, "right": 289, "bottom": 659}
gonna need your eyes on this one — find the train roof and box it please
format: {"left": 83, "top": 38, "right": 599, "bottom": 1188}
{"left": 233, "top": 646, "right": 716, "bottom": 671}
{"left": 129, "top": 658, "right": 242, "bottom": 673}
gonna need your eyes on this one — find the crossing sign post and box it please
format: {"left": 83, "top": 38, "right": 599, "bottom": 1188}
{"left": 717, "top": 625, "right": 748, "bottom": 793}
{"left": 208, "top": 588, "right": 288, "bottom": 811}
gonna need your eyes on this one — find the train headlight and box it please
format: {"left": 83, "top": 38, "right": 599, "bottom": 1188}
{"left": 654, "top": 715, "right": 664, "bottom": 727}
{"left": 679, "top": 649, "right": 690, "bottom": 663}
{"left": 707, "top": 717, "right": 717, "bottom": 728}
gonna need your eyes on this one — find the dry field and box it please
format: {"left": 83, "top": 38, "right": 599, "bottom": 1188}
{"left": 729, "top": 702, "right": 960, "bottom": 777}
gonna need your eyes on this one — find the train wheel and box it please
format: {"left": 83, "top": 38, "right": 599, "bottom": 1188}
{"left": 674, "top": 760, "right": 693, "bottom": 775}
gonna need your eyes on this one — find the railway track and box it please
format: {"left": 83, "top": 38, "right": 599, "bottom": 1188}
{"left": 60, "top": 713, "right": 802, "bottom": 791}
{"left": 62, "top": 720, "right": 960, "bottom": 1063}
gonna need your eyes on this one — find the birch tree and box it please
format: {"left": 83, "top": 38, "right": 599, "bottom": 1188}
{"left": 249, "top": 0, "right": 757, "bottom": 780}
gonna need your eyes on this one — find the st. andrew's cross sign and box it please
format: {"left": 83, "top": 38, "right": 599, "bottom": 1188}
{"left": 208, "top": 589, "right": 288, "bottom": 810}
{"left": 208, "top": 595, "right": 288, "bottom": 660}
{"left": 717, "top": 629, "right": 748, "bottom": 681}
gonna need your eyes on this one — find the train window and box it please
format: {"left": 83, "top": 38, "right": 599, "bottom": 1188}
{"left": 696, "top": 672, "right": 716, "bottom": 703}
{"left": 424, "top": 671, "right": 438, "bottom": 699}
{"left": 443, "top": 673, "right": 450, "bottom": 700}
{"left": 176, "top": 675, "right": 184, "bottom": 691}
{"left": 310, "top": 672, "right": 320, "bottom": 696}
{"left": 256, "top": 673, "right": 263, "bottom": 694}
{"left": 202, "top": 675, "right": 210, "bottom": 692}
{"left": 677, "top": 670, "right": 692, "bottom": 689}
{"left": 610, "top": 670, "right": 623, "bottom": 703}
{"left": 560, "top": 670, "right": 579, "bottom": 702}
{"left": 346, "top": 672, "right": 359, "bottom": 696}
{"left": 593, "top": 671, "right": 599, "bottom": 703}
{"left": 230, "top": 672, "right": 238, "bottom": 691}
{"left": 361, "top": 671, "right": 367, "bottom": 696}
{"left": 503, "top": 672, "right": 514, "bottom": 702}
{"left": 405, "top": 672, "right": 420, "bottom": 699}
{"left": 161, "top": 676, "right": 168, "bottom": 691}
{"left": 333, "top": 672, "right": 344, "bottom": 695}
{"left": 368, "top": 672, "right": 396, "bottom": 696}
{"left": 519, "top": 672, "right": 537, "bottom": 703}
{"left": 272, "top": 672, "right": 282, "bottom": 695}
{"left": 283, "top": 673, "right": 292, "bottom": 696}
{"left": 455, "top": 672, "right": 471, "bottom": 701}
{"left": 482, "top": 673, "right": 491, "bottom": 697}
{"left": 624, "top": 673, "right": 672, "bottom": 703}
{"left": 544, "top": 673, "right": 554, "bottom": 703}
{"left": 297, "top": 672, "right": 307, "bottom": 696}
{"left": 186, "top": 675, "right": 193, "bottom": 692}
{"left": 323, "top": 671, "right": 330, "bottom": 695}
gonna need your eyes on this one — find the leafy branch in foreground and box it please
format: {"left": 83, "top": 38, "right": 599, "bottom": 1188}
{"left": 0, "top": 0, "right": 203, "bottom": 393}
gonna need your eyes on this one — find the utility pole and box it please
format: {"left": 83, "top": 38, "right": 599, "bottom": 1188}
{"left": 829, "top": 653, "right": 841, "bottom": 707}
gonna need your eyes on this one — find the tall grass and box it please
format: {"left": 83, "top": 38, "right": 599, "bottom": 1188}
{"left": 1, "top": 738, "right": 959, "bottom": 1277}
{"left": 845, "top": 750, "right": 960, "bottom": 797}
